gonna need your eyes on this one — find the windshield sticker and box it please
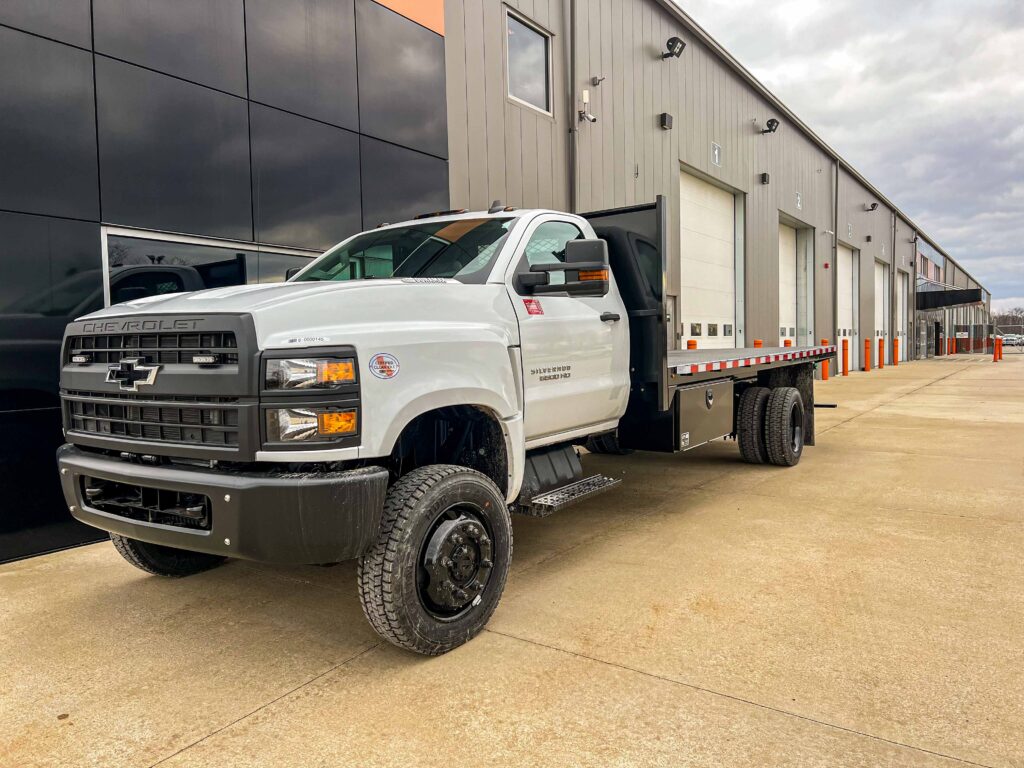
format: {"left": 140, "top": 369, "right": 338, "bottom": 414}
{"left": 523, "top": 298, "right": 544, "bottom": 316}
{"left": 369, "top": 353, "right": 400, "bottom": 379}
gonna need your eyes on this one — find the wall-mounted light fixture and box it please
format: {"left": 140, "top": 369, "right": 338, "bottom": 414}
{"left": 864, "top": 202, "right": 879, "bottom": 212}
{"left": 578, "top": 89, "right": 597, "bottom": 123}
{"left": 759, "top": 172, "right": 770, "bottom": 185}
{"left": 662, "top": 37, "right": 686, "bottom": 59}
{"left": 591, "top": 75, "right": 606, "bottom": 87}
{"left": 760, "top": 118, "right": 780, "bottom": 134}
{"left": 659, "top": 112, "right": 673, "bottom": 130}
{"left": 866, "top": 235, "right": 873, "bottom": 243}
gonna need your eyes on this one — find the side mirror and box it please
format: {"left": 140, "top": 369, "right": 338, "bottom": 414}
{"left": 285, "top": 267, "right": 302, "bottom": 280}
{"left": 521, "top": 239, "right": 610, "bottom": 297}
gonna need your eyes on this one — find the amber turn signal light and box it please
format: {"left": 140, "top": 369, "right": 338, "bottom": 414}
{"left": 317, "top": 409, "right": 358, "bottom": 435}
{"left": 578, "top": 269, "right": 609, "bottom": 281}
{"left": 317, "top": 360, "right": 356, "bottom": 384}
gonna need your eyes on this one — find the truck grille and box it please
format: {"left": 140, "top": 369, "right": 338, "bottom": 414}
{"left": 81, "top": 476, "right": 212, "bottom": 530}
{"left": 64, "top": 391, "right": 240, "bottom": 447}
{"left": 66, "top": 331, "right": 238, "bottom": 365}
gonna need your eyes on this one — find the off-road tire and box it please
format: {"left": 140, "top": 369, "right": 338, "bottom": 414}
{"left": 110, "top": 534, "right": 226, "bottom": 577}
{"left": 357, "top": 465, "right": 512, "bottom": 655}
{"left": 585, "top": 431, "right": 634, "bottom": 455}
{"left": 764, "top": 387, "right": 805, "bottom": 467}
{"left": 737, "top": 386, "right": 771, "bottom": 464}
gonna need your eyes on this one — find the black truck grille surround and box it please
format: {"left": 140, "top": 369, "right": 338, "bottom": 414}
{"left": 65, "top": 391, "right": 240, "bottom": 447}
{"left": 66, "top": 331, "right": 239, "bottom": 365}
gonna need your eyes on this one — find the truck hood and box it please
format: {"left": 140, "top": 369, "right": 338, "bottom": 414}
{"left": 75, "top": 279, "right": 521, "bottom": 349}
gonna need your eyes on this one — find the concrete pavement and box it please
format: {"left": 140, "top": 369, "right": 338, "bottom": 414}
{"left": 1, "top": 354, "right": 1021, "bottom": 767}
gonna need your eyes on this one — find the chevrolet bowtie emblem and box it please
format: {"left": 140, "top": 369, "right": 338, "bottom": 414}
{"left": 106, "top": 358, "right": 161, "bottom": 392}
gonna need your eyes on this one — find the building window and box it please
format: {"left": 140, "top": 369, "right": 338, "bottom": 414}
{"left": 506, "top": 12, "right": 551, "bottom": 113}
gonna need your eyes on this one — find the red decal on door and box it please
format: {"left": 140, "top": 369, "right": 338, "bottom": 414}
{"left": 523, "top": 298, "right": 544, "bottom": 316}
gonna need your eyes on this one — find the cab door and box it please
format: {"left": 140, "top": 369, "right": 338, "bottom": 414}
{"left": 506, "top": 215, "right": 630, "bottom": 443}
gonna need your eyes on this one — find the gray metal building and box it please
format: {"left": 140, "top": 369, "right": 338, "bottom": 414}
{"left": 444, "top": 0, "right": 991, "bottom": 362}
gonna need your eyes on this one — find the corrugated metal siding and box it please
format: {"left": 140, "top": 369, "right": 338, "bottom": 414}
{"left": 445, "top": 0, "right": 983, "bottom": 347}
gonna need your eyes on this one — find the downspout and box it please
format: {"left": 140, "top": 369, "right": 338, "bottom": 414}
{"left": 890, "top": 209, "right": 897, "bottom": 361}
{"left": 832, "top": 159, "right": 839, "bottom": 346}
{"left": 567, "top": 0, "right": 578, "bottom": 213}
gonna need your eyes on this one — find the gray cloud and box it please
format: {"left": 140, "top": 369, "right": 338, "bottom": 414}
{"left": 678, "top": 0, "right": 1024, "bottom": 305}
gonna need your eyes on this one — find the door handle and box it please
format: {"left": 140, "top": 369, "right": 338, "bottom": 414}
{"left": 600, "top": 312, "right": 621, "bottom": 322}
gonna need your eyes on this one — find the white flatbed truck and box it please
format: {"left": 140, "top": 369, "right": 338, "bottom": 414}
{"left": 56, "top": 198, "right": 835, "bottom": 654}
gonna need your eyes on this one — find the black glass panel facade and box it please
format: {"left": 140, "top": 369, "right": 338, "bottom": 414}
{"left": 0, "top": 27, "right": 98, "bottom": 220}
{"left": 251, "top": 104, "right": 362, "bottom": 250}
{"left": 0, "top": 2, "right": 447, "bottom": 560}
{"left": 93, "top": 0, "right": 247, "bottom": 96}
{"left": 96, "top": 57, "right": 253, "bottom": 241}
{"left": 360, "top": 137, "right": 449, "bottom": 229}
{"left": 245, "top": 0, "right": 359, "bottom": 131}
{"left": 106, "top": 236, "right": 313, "bottom": 304}
{"left": 356, "top": 0, "right": 447, "bottom": 158}
{"left": 0, "top": 212, "right": 105, "bottom": 563}
{"left": 0, "top": 0, "right": 92, "bottom": 49}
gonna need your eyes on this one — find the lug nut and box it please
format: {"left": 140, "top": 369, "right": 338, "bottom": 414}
{"left": 441, "top": 557, "right": 452, "bottom": 567}
{"left": 454, "top": 589, "right": 468, "bottom": 601}
{"left": 480, "top": 559, "right": 493, "bottom": 568}
{"left": 451, "top": 533, "right": 463, "bottom": 545}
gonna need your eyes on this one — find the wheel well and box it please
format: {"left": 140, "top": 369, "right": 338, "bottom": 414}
{"left": 388, "top": 406, "right": 508, "bottom": 496}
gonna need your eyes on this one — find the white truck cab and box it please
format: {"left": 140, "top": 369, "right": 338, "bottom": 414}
{"left": 56, "top": 200, "right": 835, "bottom": 654}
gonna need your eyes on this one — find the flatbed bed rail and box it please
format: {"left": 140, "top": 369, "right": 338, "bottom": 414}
{"left": 668, "top": 344, "right": 837, "bottom": 376}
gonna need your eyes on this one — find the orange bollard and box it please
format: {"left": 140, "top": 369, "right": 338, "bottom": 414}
{"left": 783, "top": 339, "right": 792, "bottom": 347}
{"left": 753, "top": 339, "right": 763, "bottom": 348}
{"left": 878, "top": 338, "right": 884, "bottom": 369}
{"left": 863, "top": 338, "right": 871, "bottom": 372}
{"left": 993, "top": 338, "right": 999, "bottom": 363}
{"left": 893, "top": 337, "right": 899, "bottom": 367}
{"left": 820, "top": 339, "right": 830, "bottom": 380}
{"left": 842, "top": 338, "right": 849, "bottom": 376}
{"left": 687, "top": 339, "right": 697, "bottom": 350}
{"left": 999, "top": 337, "right": 1004, "bottom": 360}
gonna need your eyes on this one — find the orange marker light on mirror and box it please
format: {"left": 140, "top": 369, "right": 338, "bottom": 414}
{"left": 317, "top": 410, "right": 358, "bottom": 435}
{"left": 578, "top": 269, "right": 609, "bottom": 281}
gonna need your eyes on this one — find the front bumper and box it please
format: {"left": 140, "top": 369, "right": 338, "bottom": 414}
{"left": 56, "top": 444, "right": 389, "bottom": 564}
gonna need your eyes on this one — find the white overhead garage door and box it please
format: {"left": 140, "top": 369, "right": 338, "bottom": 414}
{"left": 679, "top": 171, "right": 735, "bottom": 350}
{"left": 836, "top": 244, "right": 858, "bottom": 371}
{"left": 896, "top": 271, "right": 908, "bottom": 361}
{"left": 874, "top": 262, "right": 890, "bottom": 365}
{"left": 778, "top": 223, "right": 798, "bottom": 346}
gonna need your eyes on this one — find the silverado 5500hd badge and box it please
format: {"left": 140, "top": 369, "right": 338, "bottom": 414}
{"left": 531, "top": 364, "right": 572, "bottom": 382}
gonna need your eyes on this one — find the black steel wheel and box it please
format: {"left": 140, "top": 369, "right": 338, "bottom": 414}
{"left": 736, "top": 386, "right": 771, "bottom": 464}
{"left": 357, "top": 465, "right": 512, "bottom": 655}
{"left": 764, "top": 387, "right": 805, "bottom": 467}
{"left": 110, "top": 534, "right": 226, "bottom": 577}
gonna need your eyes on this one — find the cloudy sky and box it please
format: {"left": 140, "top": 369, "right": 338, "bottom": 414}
{"left": 678, "top": 0, "right": 1024, "bottom": 311}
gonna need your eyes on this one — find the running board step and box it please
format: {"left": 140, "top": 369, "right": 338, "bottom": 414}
{"left": 519, "top": 474, "right": 621, "bottom": 518}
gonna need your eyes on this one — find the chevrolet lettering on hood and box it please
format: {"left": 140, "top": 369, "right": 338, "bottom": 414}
{"left": 80, "top": 318, "right": 204, "bottom": 333}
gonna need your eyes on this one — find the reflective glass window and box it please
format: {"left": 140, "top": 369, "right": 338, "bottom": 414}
{"left": 0, "top": 0, "right": 92, "bottom": 49}
{"left": 506, "top": 14, "right": 550, "bottom": 112}
{"left": 360, "top": 137, "right": 448, "bottom": 230}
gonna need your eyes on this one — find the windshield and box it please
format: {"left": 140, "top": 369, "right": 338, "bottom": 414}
{"left": 295, "top": 218, "right": 514, "bottom": 284}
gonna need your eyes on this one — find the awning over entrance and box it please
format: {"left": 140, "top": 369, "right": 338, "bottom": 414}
{"left": 916, "top": 287, "right": 982, "bottom": 311}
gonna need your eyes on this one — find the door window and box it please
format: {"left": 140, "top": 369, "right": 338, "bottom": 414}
{"left": 517, "top": 221, "right": 583, "bottom": 291}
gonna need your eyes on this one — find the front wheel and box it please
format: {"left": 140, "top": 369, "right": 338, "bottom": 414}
{"left": 357, "top": 465, "right": 512, "bottom": 655}
{"left": 111, "top": 534, "right": 226, "bottom": 577}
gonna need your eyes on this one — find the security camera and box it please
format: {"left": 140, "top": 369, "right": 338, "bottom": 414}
{"left": 662, "top": 37, "right": 686, "bottom": 59}
{"left": 579, "top": 110, "right": 598, "bottom": 123}
{"left": 760, "top": 118, "right": 780, "bottom": 134}
{"left": 865, "top": 202, "right": 879, "bottom": 212}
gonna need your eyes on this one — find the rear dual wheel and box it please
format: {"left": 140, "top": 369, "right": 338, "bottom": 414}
{"left": 737, "top": 385, "right": 804, "bottom": 467}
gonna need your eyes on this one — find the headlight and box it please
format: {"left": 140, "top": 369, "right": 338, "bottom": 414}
{"left": 266, "top": 357, "right": 356, "bottom": 390}
{"left": 266, "top": 407, "right": 358, "bottom": 442}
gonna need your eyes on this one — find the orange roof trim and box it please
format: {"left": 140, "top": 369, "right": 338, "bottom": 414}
{"left": 373, "top": 0, "right": 444, "bottom": 36}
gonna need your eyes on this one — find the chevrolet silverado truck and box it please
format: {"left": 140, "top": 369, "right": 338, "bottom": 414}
{"left": 56, "top": 199, "right": 835, "bottom": 655}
